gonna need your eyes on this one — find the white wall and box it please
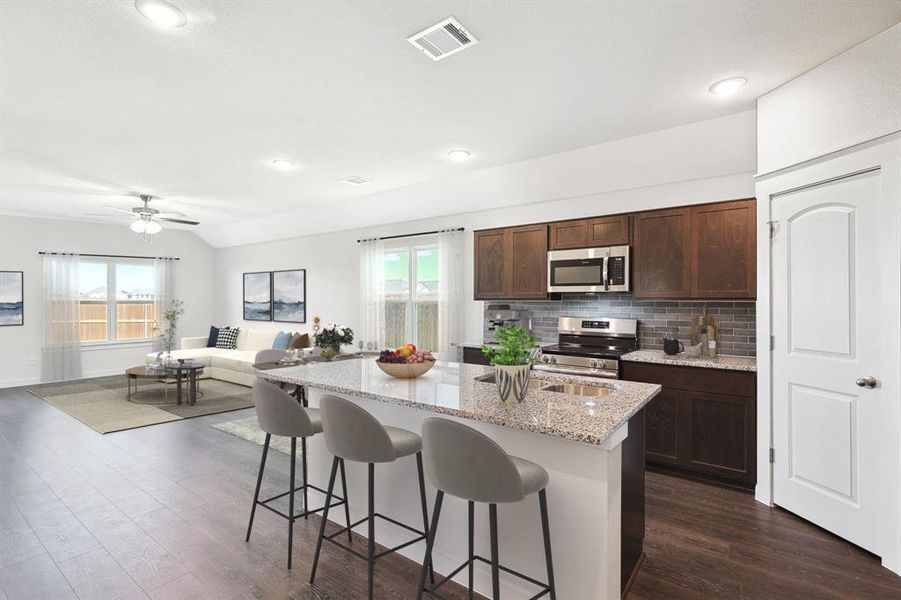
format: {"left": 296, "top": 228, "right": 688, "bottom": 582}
{"left": 214, "top": 113, "right": 757, "bottom": 344}
{"left": 757, "top": 22, "right": 901, "bottom": 176}
{"left": 202, "top": 110, "right": 757, "bottom": 248}
{"left": 0, "top": 215, "right": 216, "bottom": 387}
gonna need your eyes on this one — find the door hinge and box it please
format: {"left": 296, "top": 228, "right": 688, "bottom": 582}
{"left": 767, "top": 220, "right": 780, "bottom": 238}
{"left": 770, "top": 335, "right": 775, "bottom": 350}
{"left": 769, "top": 448, "right": 775, "bottom": 463}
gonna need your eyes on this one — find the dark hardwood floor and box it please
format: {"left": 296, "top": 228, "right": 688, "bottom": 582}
{"left": 2, "top": 383, "right": 901, "bottom": 599}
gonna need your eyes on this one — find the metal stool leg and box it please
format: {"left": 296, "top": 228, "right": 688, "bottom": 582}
{"left": 309, "top": 456, "right": 339, "bottom": 584}
{"left": 245, "top": 433, "right": 271, "bottom": 542}
{"left": 468, "top": 500, "right": 475, "bottom": 599}
{"left": 416, "top": 490, "right": 444, "bottom": 600}
{"left": 301, "top": 437, "right": 309, "bottom": 520}
{"left": 539, "top": 489, "right": 556, "bottom": 600}
{"left": 288, "top": 437, "right": 296, "bottom": 569}
{"left": 339, "top": 458, "right": 353, "bottom": 543}
{"left": 489, "top": 503, "right": 500, "bottom": 599}
{"left": 368, "top": 463, "right": 376, "bottom": 600}
{"left": 415, "top": 452, "right": 435, "bottom": 583}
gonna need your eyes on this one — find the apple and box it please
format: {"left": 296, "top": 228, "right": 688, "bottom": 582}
{"left": 395, "top": 346, "right": 413, "bottom": 358}
{"left": 405, "top": 343, "right": 417, "bottom": 354}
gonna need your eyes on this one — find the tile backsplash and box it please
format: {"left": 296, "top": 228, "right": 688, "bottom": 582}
{"left": 486, "top": 294, "right": 756, "bottom": 357}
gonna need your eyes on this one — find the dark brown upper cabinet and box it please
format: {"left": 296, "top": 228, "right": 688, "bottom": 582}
{"left": 548, "top": 214, "right": 630, "bottom": 250}
{"left": 633, "top": 207, "right": 693, "bottom": 298}
{"left": 474, "top": 224, "right": 549, "bottom": 300}
{"left": 474, "top": 229, "right": 508, "bottom": 299}
{"left": 691, "top": 199, "right": 756, "bottom": 298}
{"left": 634, "top": 199, "right": 756, "bottom": 299}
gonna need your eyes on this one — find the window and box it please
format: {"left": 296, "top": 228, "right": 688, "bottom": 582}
{"left": 78, "top": 260, "right": 156, "bottom": 343}
{"left": 383, "top": 245, "right": 439, "bottom": 350}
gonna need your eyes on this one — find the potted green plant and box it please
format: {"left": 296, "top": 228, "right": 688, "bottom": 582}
{"left": 481, "top": 326, "right": 536, "bottom": 405}
{"left": 158, "top": 298, "right": 184, "bottom": 360}
{"left": 314, "top": 323, "right": 354, "bottom": 360}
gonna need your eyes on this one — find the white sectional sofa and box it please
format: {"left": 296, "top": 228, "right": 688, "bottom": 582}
{"left": 144, "top": 328, "right": 310, "bottom": 387}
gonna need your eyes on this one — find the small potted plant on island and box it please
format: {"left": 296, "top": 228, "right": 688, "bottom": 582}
{"left": 481, "top": 326, "right": 536, "bottom": 406}
{"left": 314, "top": 323, "right": 354, "bottom": 360}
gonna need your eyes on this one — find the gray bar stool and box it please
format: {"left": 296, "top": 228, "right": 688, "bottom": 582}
{"left": 416, "top": 417, "right": 556, "bottom": 600}
{"left": 309, "top": 395, "right": 433, "bottom": 600}
{"left": 245, "top": 379, "right": 352, "bottom": 569}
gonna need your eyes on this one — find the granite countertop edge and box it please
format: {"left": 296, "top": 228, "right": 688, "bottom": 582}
{"left": 258, "top": 363, "right": 661, "bottom": 447}
{"left": 621, "top": 350, "right": 757, "bottom": 373}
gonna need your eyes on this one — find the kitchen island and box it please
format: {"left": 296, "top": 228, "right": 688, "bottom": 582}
{"left": 259, "top": 358, "right": 660, "bottom": 599}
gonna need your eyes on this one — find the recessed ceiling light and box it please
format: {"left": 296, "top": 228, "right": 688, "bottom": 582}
{"left": 447, "top": 149, "right": 471, "bottom": 161}
{"left": 340, "top": 176, "right": 371, "bottom": 186}
{"left": 708, "top": 77, "right": 747, "bottom": 96}
{"left": 134, "top": 0, "right": 187, "bottom": 28}
{"left": 271, "top": 159, "right": 297, "bottom": 171}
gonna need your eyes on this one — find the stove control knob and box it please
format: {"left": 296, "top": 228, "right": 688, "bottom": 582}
{"left": 541, "top": 355, "right": 549, "bottom": 363}
{"left": 589, "top": 359, "right": 598, "bottom": 368}
{"left": 548, "top": 356, "right": 557, "bottom": 364}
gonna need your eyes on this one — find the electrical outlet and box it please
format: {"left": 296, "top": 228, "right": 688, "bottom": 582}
{"left": 26, "top": 356, "right": 36, "bottom": 366}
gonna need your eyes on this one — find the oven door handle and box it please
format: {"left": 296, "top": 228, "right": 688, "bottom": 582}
{"left": 534, "top": 364, "right": 619, "bottom": 379}
{"left": 602, "top": 256, "right": 609, "bottom": 291}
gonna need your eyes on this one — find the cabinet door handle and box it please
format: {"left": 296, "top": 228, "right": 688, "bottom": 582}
{"left": 855, "top": 376, "right": 878, "bottom": 389}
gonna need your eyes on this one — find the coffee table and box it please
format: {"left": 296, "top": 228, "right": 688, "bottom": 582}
{"left": 127, "top": 363, "right": 205, "bottom": 406}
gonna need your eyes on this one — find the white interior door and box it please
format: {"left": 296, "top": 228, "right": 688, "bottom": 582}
{"left": 771, "top": 168, "right": 888, "bottom": 555}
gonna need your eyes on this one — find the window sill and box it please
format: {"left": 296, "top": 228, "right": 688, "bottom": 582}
{"left": 81, "top": 340, "right": 154, "bottom": 352}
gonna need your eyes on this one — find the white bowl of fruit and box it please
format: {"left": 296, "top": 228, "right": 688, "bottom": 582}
{"left": 375, "top": 344, "right": 436, "bottom": 379}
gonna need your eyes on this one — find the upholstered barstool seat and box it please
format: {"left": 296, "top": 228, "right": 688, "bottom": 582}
{"left": 310, "top": 395, "right": 433, "bottom": 600}
{"left": 245, "top": 380, "right": 350, "bottom": 570}
{"left": 417, "top": 417, "right": 556, "bottom": 599}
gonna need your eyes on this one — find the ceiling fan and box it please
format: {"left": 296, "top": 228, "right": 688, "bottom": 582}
{"left": 88, "top": 194, "right": 200, "bottom": 242}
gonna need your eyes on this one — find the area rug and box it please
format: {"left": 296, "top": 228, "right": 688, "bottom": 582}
{"left": 28, "top": 375, "right": 254, "bottom": 434}
{"left": 212, "top": 416, "right": 294, "bottom": 456}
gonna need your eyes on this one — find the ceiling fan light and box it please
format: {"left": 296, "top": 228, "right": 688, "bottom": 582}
{"left": 145, "top": 221, "right": 162, "bottom": 234}
{"left": 130, "top": 220, "right": 148, "bottom": 233}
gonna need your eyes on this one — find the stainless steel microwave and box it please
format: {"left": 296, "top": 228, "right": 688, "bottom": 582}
{"left": 547, "top": 245, "right": 630, "bottom": 293}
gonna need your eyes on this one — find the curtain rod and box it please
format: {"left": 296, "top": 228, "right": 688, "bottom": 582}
{"left": 356, "top": 227, "right": 464, "bottom": 243}
{"left": 38, "top": 252, "right": 180, "bottom": 261}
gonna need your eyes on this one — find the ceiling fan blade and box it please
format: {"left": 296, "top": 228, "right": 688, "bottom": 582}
{"left": 159, "top": 217, "right": 200, "bottom": 226}
{"left": 84, "top": 212, "right": 136, "bottom": 219}
{"left": 154, "top": 212, "right": 187, "bottom": 219}
{"left": 100, "top": 205, "right": 138, "bottom": 215}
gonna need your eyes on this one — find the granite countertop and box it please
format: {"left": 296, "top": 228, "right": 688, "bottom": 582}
{"left": 258, "top": 358, "right": 660, "bottom": 446}
{"left": 621, "top": 350, "right": 757, "bottom": 372}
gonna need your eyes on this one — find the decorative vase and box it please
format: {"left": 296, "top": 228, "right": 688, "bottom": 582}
{"left": 494, "top": 364, "right": 531, "bottom": 407}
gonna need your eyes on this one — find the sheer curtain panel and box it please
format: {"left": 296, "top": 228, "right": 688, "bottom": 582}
{"left": 42, "top": 252, "right": 82, "bottom": 382}
{"left": 359, "top": 237, "right": 386, "bottom": 350}
{"left": 153, "top": 257, "right": 174, "bottom": 352}
{"left": 437, "top": 229, "right": 464, "bottom": 357}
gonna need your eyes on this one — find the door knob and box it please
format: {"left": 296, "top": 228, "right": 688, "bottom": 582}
{"left": 856, "top": 376, "right": 878, "bottom": 389}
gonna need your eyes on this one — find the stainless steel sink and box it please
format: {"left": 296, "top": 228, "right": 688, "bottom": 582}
{"left": 475, "top": 374, "right": 548, "bottom": 390}
{"left": 540, "top": 383, "right": 611, "bottom": 397}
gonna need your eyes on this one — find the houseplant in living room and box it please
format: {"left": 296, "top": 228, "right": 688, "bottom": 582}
{"left": 481, "top": 326, "right": 536, "bottom": 407}
{"left": 314, "top": 323, "right": 354, "bottom": 360}
{"left": 157, "top": 298, "right": 184, "bottom": 365}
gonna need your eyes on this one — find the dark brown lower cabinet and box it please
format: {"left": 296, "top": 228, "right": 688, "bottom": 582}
{"left": 622, "top": 361, "right": 756, "bottom": 490}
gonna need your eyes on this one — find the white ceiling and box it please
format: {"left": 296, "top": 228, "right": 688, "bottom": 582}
{"left": 1, "top": 0, "right": 899, "bottom": 240}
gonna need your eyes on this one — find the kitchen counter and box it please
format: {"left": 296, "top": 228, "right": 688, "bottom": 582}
{"left": 259, "top": 358, "right": 659, "bottom": 446}
{"left": 259, "top": 357, "right": 659, "bottom": 598}
{"left": 622, "top": 349, "right": 757, "bottom": 372}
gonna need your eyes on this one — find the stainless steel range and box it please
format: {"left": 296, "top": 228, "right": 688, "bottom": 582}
{"left": 535, "top": 316, "right": 638, "bottom": 379}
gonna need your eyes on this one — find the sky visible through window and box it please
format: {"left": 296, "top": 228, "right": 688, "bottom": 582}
{"left": 78, "top": 262, "right": 155, "bottom": 299}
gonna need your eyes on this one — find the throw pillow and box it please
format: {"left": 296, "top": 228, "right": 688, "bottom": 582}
{"left": 206, "top": 325, "right": 220, "bottom": 348}
{"left": 272, "top": 331, "right": 291, "bottom": 350}
{"left": 216, "top": 327, "right": 240, "bottom": 350}
{"left": 289, "top": 332, "right": 311, "bottom": 349}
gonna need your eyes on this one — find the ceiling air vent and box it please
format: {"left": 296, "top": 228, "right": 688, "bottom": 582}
{"left": 339, "top": 176, "right": 371, "bottom": 186}
{"left": 407, "top": 17, "right": 478, "bottom": 61}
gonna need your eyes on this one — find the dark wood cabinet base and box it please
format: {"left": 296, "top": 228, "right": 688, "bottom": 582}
{"left": 622, "top": 361, "right": 757, "bottom": 490}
